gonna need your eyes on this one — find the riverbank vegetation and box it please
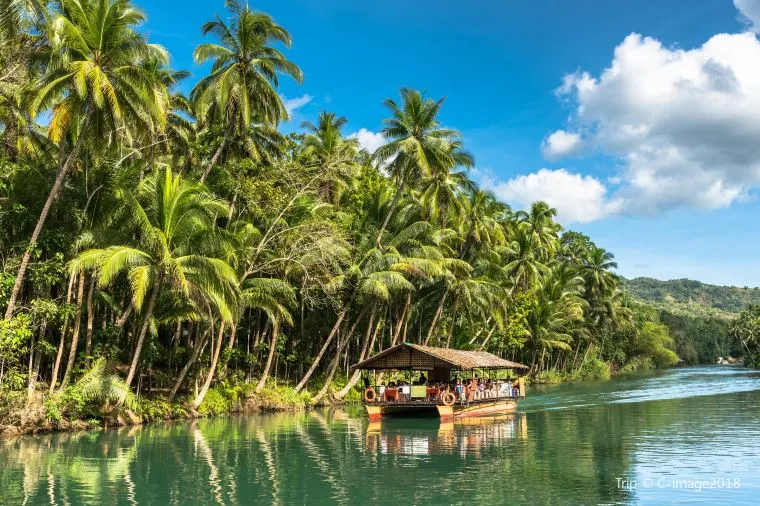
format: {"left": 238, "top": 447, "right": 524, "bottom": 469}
{"left": 0, "top": 0, "right": 698, "bottom": 432}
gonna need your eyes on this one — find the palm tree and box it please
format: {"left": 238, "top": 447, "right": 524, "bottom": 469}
{"left": 245, "top": 277, "right": 295, "bottom": 393}
{"left": 526, "top": 264, "right": 587, "bottom": 371}
{"left": 70, "top": 168, "right": 238, "bottom": 389}
{"left": 300, "top": 111, "right": 360, "bottom": 204}
{"left": 505, "top": 227, "right": 548, "bottom": 291}
{"left": 415, "top": 141, "right": 474, "bottom": 229}
{"left": 191, "top": 0, "right": 302, "bottom": 182}
{"left": 515, "top": 202, "right": 561, "bottom": 262}
{"left": 460, "top": 189, "right": 509, "bottom": 259}
{"left": 372, "top": 88, "right": 460, "bottom": 246}
{"left": 5, "top": 0, "right": 168, "bottom": 319}
{"left": 293, "top": 221, "right": 445, "bottom": 392}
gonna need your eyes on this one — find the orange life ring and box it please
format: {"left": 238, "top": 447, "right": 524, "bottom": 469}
{"left": 364, "top": 387, "right": 377, "bottom": 403}
{"left": 442, "top": 391, "right": 456, "bottom": 406}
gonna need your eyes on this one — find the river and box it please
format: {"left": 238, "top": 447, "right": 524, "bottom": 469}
{"left": 2, "top": 366, "right": 760, "bottom": 505}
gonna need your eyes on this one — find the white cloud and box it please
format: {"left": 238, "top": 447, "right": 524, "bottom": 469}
{"left": 282, "top": 94, "right": 313, "bottom": 116}
{"left": 541, "top": 130, "right": 583, "bottom": 160}
{"left": 735, "top": 0, "right": 760, "bottom": 32}
{"left": 480, "top": 168, "right": 621, "bottom": 224}
{"left": 348, "top": 128, "right": 387, "bottom": 154}
{"left": 550, "top": 30, "right": 760, "bottom": 214}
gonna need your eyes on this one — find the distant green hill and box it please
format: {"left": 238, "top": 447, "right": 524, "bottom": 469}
{"left": 622, "top": 277, "right": 760, "bottom": 318}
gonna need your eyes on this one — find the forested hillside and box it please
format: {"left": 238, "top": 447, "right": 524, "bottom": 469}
{"left": 623, "top": 277, "right": 760, "bottom": 316}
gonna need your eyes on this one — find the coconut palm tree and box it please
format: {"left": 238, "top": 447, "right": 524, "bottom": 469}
{"left": 5, "top": 0, "right": 168, "bottom": 319}
{"left": 515, "top": 201, "right": 561, "bottom": 262}
{"left": 70, "top": 167, "right": 238, "bottom": 389}
{"left": 505, "top": 227, "right": 549, "bottom": 291}
{"left": 191, "top": 0, "right": 302, "bottom": 182}
{"left": 293, "top": 221, "right": 446, "bottom": 393}
{"left": 372, "top": 88, "right": 461, "bottom": 246}
{"left": 300, "top": 111, "right": 360, "bottom": 204}
{"left": 526, "top": 264, "right": 587, "bottom": 371}
{"left": 417, "top": 141, "right": 475, "bottom": 230}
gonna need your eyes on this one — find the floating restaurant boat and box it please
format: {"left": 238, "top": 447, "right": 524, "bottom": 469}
{"left": 354, "top": 343, "right": 528, "bottom": 421}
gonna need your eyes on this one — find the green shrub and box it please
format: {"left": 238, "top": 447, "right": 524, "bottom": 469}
{"left": 198, "top": 387, "right": 234, "bottom": 416}
{"left": 620, "top": 357, "right": 655, "bottom": 373}
{"left": 0, "top": 388, "right": 27, "bottom": 425}
{"left": 576, "top": 358, "right": 611, "bottom": 381}
{"left": 533, "top": 370, "right": 566, "bottom": 384}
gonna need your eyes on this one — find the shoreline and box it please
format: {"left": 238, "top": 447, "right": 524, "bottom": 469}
{"left": 0, "top": 383, "right": 325, "bottom": 438}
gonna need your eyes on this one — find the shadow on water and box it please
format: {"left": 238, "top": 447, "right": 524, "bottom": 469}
{"left": 2, "top": 366, "right": 760, "bottom": 505}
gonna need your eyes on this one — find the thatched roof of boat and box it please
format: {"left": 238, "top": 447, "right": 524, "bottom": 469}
{"left": 353, "top": 343, "right": 528, "bottom": 371}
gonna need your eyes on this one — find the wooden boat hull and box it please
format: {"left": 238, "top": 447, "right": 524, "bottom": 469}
{"left": 366, "top": 399, "right": 517, "bottom": 421}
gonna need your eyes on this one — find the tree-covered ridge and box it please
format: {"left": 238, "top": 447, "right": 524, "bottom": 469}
{"left": 0, "top": 0, "right": 699, "bottom": 428}
{"left": 622, "top": 277, "right": 760, "bottom": 316}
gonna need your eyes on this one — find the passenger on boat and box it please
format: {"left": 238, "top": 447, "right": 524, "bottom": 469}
{"left": 399, "top": 382, "right": 411, "bottom": 401}
{"left": 455, "top": 379, "right": 464, "bottom": 400}
{"left": 415, "top": 374, "right": 427, "bottom": 386}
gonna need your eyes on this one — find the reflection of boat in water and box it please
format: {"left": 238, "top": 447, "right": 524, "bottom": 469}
{"left": 354, "top": 343, "right": 528, "bottom": 420}
{"left": 364, "top": 413, "right": 528, "bottom": 457}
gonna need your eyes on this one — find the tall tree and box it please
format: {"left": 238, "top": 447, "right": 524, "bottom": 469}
{"left": 70, "top": 168, "right": 237, "bottom": 389}
{"left": 191, "top": 0, "right": 302, "bottom": 182}
{"left": 5, "top": 0, "right": 168, "bottom": 319}
{"left": 372, "top": 88, "right": 460, "bottom": 246}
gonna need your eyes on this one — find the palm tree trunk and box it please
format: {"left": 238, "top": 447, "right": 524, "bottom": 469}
{"left": 478, "top": 325, "right": 498, "bottom": 351}
{"left": 375, "top": 183, "right": 404, "bottom": 248}
{"left": 59, "top": 272, "right": 86, "bottom": 389}
{"left": 424, "top": 288, "right": 448, "bottom": 345}
{"left": 312, "top": 306, "right": 370, "bottom": 403}
{"left": 27, "top": 322, "right": 45, "bottom": 400}
{"left": 311, "top": 340, "right": 343, "bottom": 405}
{"left": 200, "top": 122, "right": 233, "bottom": 183}
{"left": 392, "top": 293, "right": 411, "bottom": 345}
{"left": 445, "top": 296, "right": 459, "bottom": 348}
{"left": 125, "top": 280, "right": 161, "bottom": 389}
{"left": 4, "top": 108, "right": 93, "bottom": 320}
{"left": 116, "top": 301, "right": 133, "bottom": 327}
{"left": 167, "top": 325, "right": 207, "bottom": 403}
{"left": 84, "top": 274, "right": 96, "bottom": 359}
{"left": 220, "top": 323, "right": 238, "bottom": 378}
{"left": 49, "top": 273, "right": 76, "bottom": 393}
{"left": 334, "top": 311, "right": 381, "bottom": 400}
{"left": 294, "top": 293, "right": 356, "bottom": 392}
{"left": 256, "top": 321, "right": 279, "bottom": 393}
{"left": 191, "top": 323, "right": 225, "bottom": 410}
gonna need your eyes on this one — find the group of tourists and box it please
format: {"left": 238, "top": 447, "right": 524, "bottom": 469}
{"left": 371, "top": 374, "right": 519, "bottom": 403}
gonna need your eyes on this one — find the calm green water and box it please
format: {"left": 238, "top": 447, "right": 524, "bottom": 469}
{"left": 2, "top": 366, "right": 760, "bottom": 505}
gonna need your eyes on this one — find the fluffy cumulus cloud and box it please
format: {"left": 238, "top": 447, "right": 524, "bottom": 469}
{"left": 480, "top": 168, "right": 620, "bottom": 224}
{"left": 348, "top": 128, "right": 387, "bottom": 154}
{"left": 547, "top": 29, "right": 760, "bottom": 215}
{"left": 541, "top": 130, "right": 583, "bottom": 160}
{"left": 282, "top": 94, "right": 313, "bottom": 116}
{"left": 735, "top": 0, "right": 760, "bottom": 32}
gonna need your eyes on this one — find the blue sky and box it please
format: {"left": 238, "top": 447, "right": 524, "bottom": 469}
{"left": 135, "top": 0, "right": 760, "bottom": 286}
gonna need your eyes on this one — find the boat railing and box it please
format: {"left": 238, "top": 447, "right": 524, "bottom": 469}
{"left": 367, "top": 384, "right": 520, "bottom": 406}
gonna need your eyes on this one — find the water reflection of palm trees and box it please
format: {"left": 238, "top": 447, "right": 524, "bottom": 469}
{"left": 364, "top": 414, "right": 528, "bottom": 457}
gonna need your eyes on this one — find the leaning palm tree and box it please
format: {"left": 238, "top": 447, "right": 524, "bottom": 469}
{"left": 245, "top": 277, "right": 296, "bottom": 393}
{"left": 191, "top": 0, "right": 302, "bottom": 182}
{"left": 70, "top": 168, "right": 238, "bottom": 389}
{"left": 293, "top": 220, "right": 446, "bottom": 393}
{"left": 5, "top": 0, "right": 168, "bottom": 319}
{"left": 372, "top": 88, "right": 461, "bottom": 246}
